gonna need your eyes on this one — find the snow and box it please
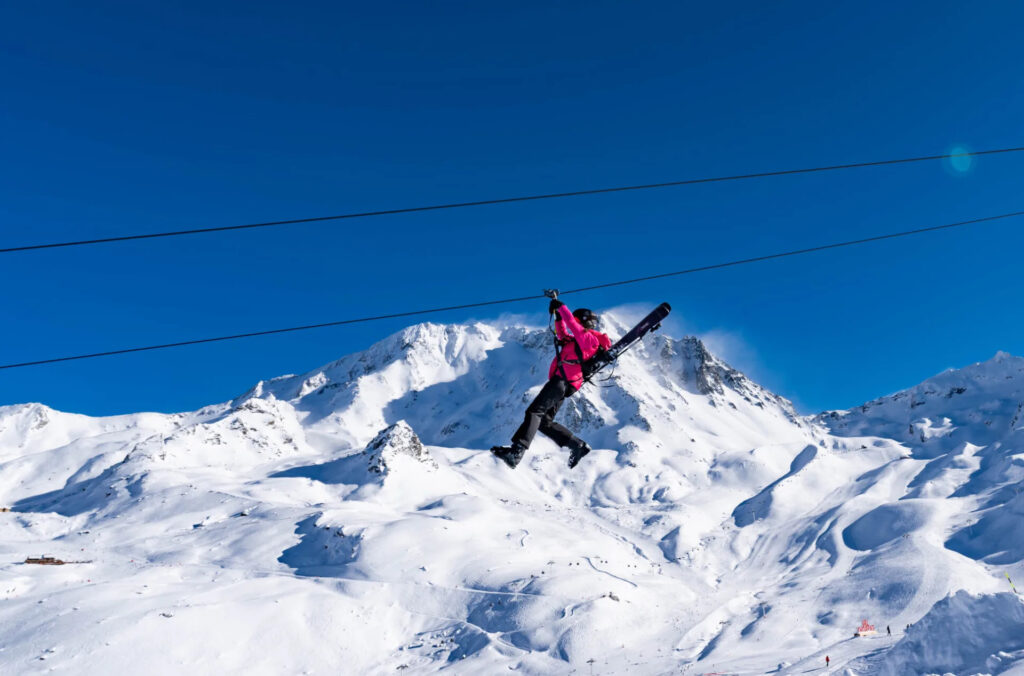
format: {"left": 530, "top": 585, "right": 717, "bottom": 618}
{"left": 2, "top": 313, "right": 1023, "bottom": 673}
{"left": 852, "top": 591, "right": 1024, "bottom": 675}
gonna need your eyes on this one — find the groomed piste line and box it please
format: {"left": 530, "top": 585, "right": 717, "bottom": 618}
{"left": 2, "top": 146, "right": 1022, "bottom": 254}
{"left": 2, "top": 209, "right": 1022, "bottom": 370}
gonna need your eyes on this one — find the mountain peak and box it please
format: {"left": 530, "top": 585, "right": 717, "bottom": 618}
{"left": 364, "top": 420, "right": 435, "bottom": 474}
{"left": 216, "top": 312, "right": 804, "bottom": 453}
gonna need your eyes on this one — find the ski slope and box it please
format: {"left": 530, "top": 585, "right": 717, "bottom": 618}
{"left": 2, "top": 311, "right": 1023, "bottom": 674}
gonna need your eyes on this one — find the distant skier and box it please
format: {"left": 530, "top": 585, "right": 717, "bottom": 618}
{"left": 825, "top": 655, "right": 830, "bottom": 668}
{"left": 886, "top": 625, "right": 891, "bottom": 636}
{"left": 491, "top": 298, "right": 612, "bottom": 469}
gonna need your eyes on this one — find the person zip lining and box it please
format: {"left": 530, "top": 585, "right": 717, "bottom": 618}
{"left": 491, "top": 297, "right": 612, "bottom": 470}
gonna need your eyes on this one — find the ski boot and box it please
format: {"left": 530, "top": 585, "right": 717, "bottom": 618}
{"left": 568, "top": 443, "right": 591, "bottom": 469}
{"left": 491, "top": 445, "right": 525, "bottom": 469}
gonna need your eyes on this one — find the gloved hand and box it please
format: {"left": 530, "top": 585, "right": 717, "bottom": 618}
{"left": 548, "top": 299, "right": 564, "bottom": 315}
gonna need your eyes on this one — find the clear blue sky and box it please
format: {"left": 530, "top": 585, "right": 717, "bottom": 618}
{"left": 2, "top": 2, "right": 1022, "bottom": 416}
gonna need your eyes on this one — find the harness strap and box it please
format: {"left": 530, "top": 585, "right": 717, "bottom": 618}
{"left": 554, "top": 317, "right": 589, "bottom": 382}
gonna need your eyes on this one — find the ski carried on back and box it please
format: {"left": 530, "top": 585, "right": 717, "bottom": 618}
{"left": 489, "top": 296, "right": 671, "bottom": 470}
{"left": 580, "top": 301, "right": 671, "bottom": 383}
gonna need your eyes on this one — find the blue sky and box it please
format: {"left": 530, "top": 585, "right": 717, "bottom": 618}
{"left": 1, "top": 1, "right": 1022, "bottom": 416}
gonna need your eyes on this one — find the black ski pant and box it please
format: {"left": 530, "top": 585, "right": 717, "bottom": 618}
{"left": 511, "top": 377, "right": 587, "bottom": 453}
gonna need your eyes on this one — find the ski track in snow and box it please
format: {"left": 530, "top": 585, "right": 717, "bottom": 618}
{"left": 2, "top": 316, "right": 1024, "bottom": 674}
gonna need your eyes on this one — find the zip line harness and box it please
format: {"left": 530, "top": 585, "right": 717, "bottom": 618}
{"left": 543, "top": 289, "right": 615, "bottom": 389}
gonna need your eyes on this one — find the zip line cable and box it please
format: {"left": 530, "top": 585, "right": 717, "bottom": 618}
{"left": 559, "top": 210, "right": 1024, "bottom": 294}
{"left": 3, "top": 209, "right": 1022, "bottom": 371}
{"left": 3, "top": 146, "right": 1023, "bottom": 255}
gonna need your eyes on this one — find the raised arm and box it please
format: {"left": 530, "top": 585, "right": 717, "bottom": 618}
{"left": 556, "top": 305, "right": 599, "bottom": 352}
{"left": 554, "top": 312, "right": 569, "bottom": 340}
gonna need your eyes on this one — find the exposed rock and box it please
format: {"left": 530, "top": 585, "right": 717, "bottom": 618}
{"left": 364, "top": 421, "right": 436, "bottom": 473}
{"left": 687, "top": 338, "right": 725, "bottom": 396}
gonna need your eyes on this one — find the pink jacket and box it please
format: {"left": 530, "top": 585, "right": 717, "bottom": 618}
{"left": 549, "top": 305, "right": 612, "bottom": 390}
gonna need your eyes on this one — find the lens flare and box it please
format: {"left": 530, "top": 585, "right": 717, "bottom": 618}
{"left": 949, "top": 145, "right": 974, "bottom": 173}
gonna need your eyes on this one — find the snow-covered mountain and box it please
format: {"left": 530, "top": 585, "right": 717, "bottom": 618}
{"left": 1, "top": 312, "right": 1022, "bottom": 674}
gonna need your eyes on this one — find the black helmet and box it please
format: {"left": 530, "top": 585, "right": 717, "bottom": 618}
{"left": 573, "top": 308, "right": 599, "bottom": 330}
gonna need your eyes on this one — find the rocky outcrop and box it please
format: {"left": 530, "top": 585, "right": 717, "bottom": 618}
{"left": 364, "top": 421, "right": 436, "bottom": 474}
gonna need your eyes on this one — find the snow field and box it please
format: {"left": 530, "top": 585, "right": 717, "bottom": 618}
{"left": 2, "top": 313, "right": 1024, "bottom": 673}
